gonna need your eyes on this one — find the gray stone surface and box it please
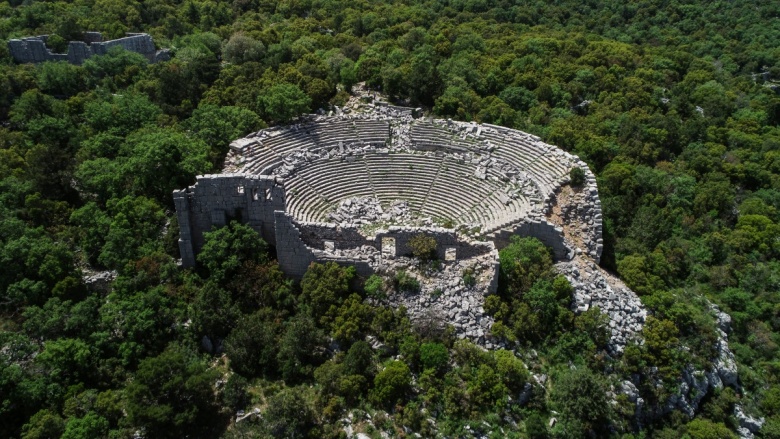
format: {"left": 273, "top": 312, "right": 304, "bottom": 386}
{"left": 556, "top": 257, "right": 646, "bottom": 353}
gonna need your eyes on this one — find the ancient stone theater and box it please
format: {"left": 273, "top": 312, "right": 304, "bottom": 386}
{"left": 174, "top": 92, "right": 645, "bottom": 352}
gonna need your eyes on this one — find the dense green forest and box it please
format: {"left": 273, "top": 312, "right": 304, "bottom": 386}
{"left": 2, "top": 0, "right": 780, "bottom": 437}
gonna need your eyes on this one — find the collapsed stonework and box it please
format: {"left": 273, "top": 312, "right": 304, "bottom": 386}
{"left": 174, "top": 92, "right": 644, "bottom": 350}
{"left": 7, "top": 32, "right": 170, "bottom": 65}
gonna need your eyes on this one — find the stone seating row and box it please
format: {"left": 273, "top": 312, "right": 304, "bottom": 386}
{"left": 263, "top": 131, "right": 314, "bottom": 157}
{"left": 452, "top": 185, "right": 509, "bottom": 227}
{"left": 354, "top": 120, "right": 391, "bottom": 145}
{"left": 486, "top": 135, "right": 570, "bottom": 196}
{"left": 295, "top": 159, "right": 374, "bottom": 206}
{"left": 421, "top": 158, "right": 508, "bottom": 223}
{"left": 410, "top": 122, "right": 477, "bottom": 151}
{"left": 366, "top": 154, "right": 442, "bottom": 211}
{"left": 308, "top": 120, "right": 359, "bottom": 149}
{"left": 284, "top": 153, "right": 439, "bottom": 222}
{"left": 240, "top": 146, "right": 281, "bottom": 174}
{"left": 480, "top": 195, "right": 533, "bottom": 233}
{"left": 281, "top": 150, "right": 537, "bottom": 231}
{"left": 249, "top": 120, "right": 390, "bottom": 159}
{"left": 284, "top": 173, "right": 329, "bottom": 223}
{"left": 306, "top": 119, "right": 390, "bottom": 149}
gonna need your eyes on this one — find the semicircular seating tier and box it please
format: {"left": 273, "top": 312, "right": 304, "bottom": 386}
{"left": 228, "top": 115, "right": 582, "bottom": 235}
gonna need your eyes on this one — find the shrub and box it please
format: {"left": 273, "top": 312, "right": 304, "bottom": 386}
{"left": 394, "top": 270, "right": 420, "bottom": 292}
{"left": 371, "top": 361, "right": 412, "bottom": 406}
{"left": 524, "top": 412, "right": 549, "bottom": 438}
{"left": 419, "top": 342, "right": 449, "bottom": 372}
{"left": 223, "top": 33, "right": 265, "bottom": 64}
{"left": 343, "top": 341, "right": 375, "bottom": 378}
{"left": 46, "top": 34, "right": 68, "bottom": 53}
{"left": 550, "top": 366, "right": 610, "bottom": 435}
{"left": 262, "top": 388, "right": 316, "bottom": 438}
{"left": 408, "top": 234, "right": 437, "bottom": 260}
{"left": 222, "top": 374, "right": 250, "bottom": 412}
{"left": 569, "top": 166, "right": 586, "bottom": 187}
{"left": 685, "top": 418, "right": 737, "bottom": 439}
{"left": 493, "top": 350, "right": 529, "bottom": 392}
{"left": 462, "top": 268, "right": 477, "bottom": 287}
{"left": 364, "top": 274, "right": 386, "bottom": 299}
{"left": 498, "top": 236, "right": 553, "bottom": 297}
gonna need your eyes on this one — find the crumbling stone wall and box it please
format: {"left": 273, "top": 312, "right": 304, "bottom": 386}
{"left": 297, "top": 222, "right": 369, "bottom": 250}
{"left": 174, "top": 174, "right": 285, "bottom": 266}
{"left": 7, "top": 32, "right": 170, "bottom": 65}
{"left": 296, "top": 222, "right": 492, "bottom": 260}
{"left": 376, "top": 226, "right": 492, "bottom": 260}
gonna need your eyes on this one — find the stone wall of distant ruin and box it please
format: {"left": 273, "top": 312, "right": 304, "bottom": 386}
{"left": 7, "top": 32, "right": 170, "bottom": 65}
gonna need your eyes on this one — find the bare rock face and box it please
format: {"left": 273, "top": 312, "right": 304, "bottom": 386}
{"left": 736, "top": 404, "right": 765, "bottom": 439}
{"left": 83, "top": 270, "right": 117, "bottom": 293}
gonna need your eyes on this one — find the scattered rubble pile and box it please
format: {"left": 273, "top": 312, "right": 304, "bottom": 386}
{"left": 328, "top": 197, "right": 412, "bottom": 225}
{"left": 82, "top": 269, "right": 117, "bottom": 294}
{"left": 556, "top": 258, "right": 646, "bottom": 354}
{"left": 372, "top": 254, "right": 499, "bottom": 348}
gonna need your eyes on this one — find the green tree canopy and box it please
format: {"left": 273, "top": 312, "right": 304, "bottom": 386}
{"left": 126, "top": 345, "right": 220, "bottom": 438}
{"left": 257, "top": 83, "right": 312, "bottom": 123}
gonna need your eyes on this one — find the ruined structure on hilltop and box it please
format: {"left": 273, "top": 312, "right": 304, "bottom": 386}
{"left": 173, "top": 89, "right": 647, "bottom": 352}
{"left": 7, "top": 32, "right": 170, "bottom": 65}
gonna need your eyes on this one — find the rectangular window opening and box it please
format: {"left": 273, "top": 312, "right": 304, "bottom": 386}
{"left": 381, "top": 237, "right": 396, "bottom": 259}
{"left": 445, "top": 247, "right": 457, "bottom": 261}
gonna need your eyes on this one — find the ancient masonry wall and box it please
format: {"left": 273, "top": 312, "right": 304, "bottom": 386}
{"left": 7, "top": 33, "right": 170, "bottom": 65}
{"left": 378, "top": 226, "right": 493, "bottom": 261}
{"left": 297, "top": 222, "right": 493, "bottom": 261}
{"left": 273, "top": 212, "right": 319, "bottom": 278}
{"left": 275, "top": 214, "right": 497, "bottom": 281}
{"left": 490, "top": 219, "right": 572, "bottom": 260}
{"left": 174, "top": 174, "right": 285, "bottom": 267}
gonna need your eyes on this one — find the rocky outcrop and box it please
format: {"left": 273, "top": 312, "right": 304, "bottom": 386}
{"left": 736, "top": 404, "right": 765, "bottom": 439}
{"left": 556, "top": 257, "right": 646, "bottom": 353}
{"left": 82, "top": 269, "right": 117, "bottom": 293}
